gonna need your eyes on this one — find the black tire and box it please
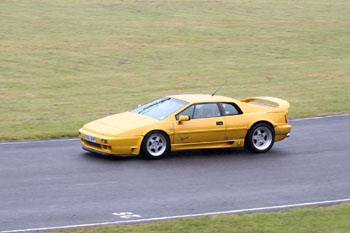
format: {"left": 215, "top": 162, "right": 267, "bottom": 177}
{"left": 142, "top": 131, "right": 170, "bottom": 159}
{"left": 245, "top": 122, "right": 275, "bottom": 153}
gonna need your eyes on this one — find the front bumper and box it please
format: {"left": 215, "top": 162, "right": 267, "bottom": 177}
{"left": 79, "top": 128, "right": 143, "bottom": 156}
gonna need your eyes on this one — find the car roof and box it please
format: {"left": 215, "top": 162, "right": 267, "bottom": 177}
{"left": 167, "top": 94, "right": 237, "bottom": 103}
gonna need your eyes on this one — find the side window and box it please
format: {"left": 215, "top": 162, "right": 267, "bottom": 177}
{"left": 175, "top": 105, "right": 195, "bottom": 120}
{"left": 193, "top": 103, "right": 221, "bottom": 119}
{"left": 221, "top": 103, "right": 241, "bottom": 116}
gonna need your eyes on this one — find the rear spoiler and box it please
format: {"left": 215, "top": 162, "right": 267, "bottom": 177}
{"left": 240, "top": 97, "right": 290, "bottom": 113}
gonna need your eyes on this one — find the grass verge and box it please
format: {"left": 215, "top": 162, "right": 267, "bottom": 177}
{"left": 46, "top": 203, "right": 350, "bottom": 233}
{"left": 0, "top": 0, "right": 349, "bottom": 140}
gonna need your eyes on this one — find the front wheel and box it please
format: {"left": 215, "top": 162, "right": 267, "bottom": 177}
{"left": 245, "top": 123, "right": 275, "bottom": 153}
{"left": 142, "top": 131, "right": 170, "bottom": 159}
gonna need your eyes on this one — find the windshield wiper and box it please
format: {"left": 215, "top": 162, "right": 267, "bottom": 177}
{"left": 138, "top": 98, "right": 170, "bottom": 114}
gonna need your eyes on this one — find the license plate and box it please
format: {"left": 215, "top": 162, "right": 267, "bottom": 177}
{"left": 84, "top": 134, "right": 96, "bottom": 142}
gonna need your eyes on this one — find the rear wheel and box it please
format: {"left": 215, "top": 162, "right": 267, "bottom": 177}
{"left": 142, "top": 131, "right": 170, "bottom": 159}
{"left": 245, "top": 123, "right": 275, "bottom": 153}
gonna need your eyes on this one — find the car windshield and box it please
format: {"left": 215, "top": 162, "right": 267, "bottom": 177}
{"left": 131, "top": 97, "right": 188, "bottom": 120}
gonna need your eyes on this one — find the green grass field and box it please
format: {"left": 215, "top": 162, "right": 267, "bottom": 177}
{"left": 0, "top": 0, "right": 349, "bottom": 140}
{"left": 46, "top": 203, "right": 350, "bottom": 233}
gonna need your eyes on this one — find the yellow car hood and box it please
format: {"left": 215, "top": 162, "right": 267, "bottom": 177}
{"left": 83, "top": 112, "right": 158, "bottom": 136}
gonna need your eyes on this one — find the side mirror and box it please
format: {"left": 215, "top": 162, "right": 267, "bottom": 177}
{"left": 178, "top": 115, "right": 190, "bottom": 123}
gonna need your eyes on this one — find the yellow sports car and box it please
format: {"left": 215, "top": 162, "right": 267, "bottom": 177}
{"left": 79, "top": 94, "right": 291, "bottom": 159}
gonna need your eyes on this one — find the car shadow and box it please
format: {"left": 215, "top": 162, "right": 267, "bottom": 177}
{"left": 81, "top": 147, "right": 289, "bottom": 162}
{"left": 82, "top": 151, "right": 142, "bottom": 161}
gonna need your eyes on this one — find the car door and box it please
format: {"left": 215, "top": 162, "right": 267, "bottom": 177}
{"left": 219, "top": 102, "right": 249, "bottom": 140}
{"left": 173, "top": 103, "right": 226, "bottom": 144}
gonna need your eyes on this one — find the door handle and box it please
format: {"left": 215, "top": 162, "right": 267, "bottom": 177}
{"left": 216, "top": 121, "right": 223, "bottom": 125}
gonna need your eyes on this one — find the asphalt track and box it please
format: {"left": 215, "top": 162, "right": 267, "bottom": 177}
{"left": 0, "top": 114, "right": 349, "bottom": 232}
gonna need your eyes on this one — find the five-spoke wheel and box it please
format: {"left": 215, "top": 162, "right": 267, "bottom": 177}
{"left": 142, "top": 131, "right": 170, "bottom": 159}
{"left": 245, "top": 123, "right": 275, "bottom": 153}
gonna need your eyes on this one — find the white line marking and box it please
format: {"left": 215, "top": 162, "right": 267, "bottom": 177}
{"left": 2, "top": 198, "right": 349, "bottom": 233}
{"left": 290, "top": 113, "right": 350, "bottom": 122}
{"left": 0, "top": 113, "right": 349, "bottom": 145}
{"left": 112, "top": 212, "right": 142, "bottom": 219}
{"left": 0, "top": 138, "right": 79, "bottom": 145}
